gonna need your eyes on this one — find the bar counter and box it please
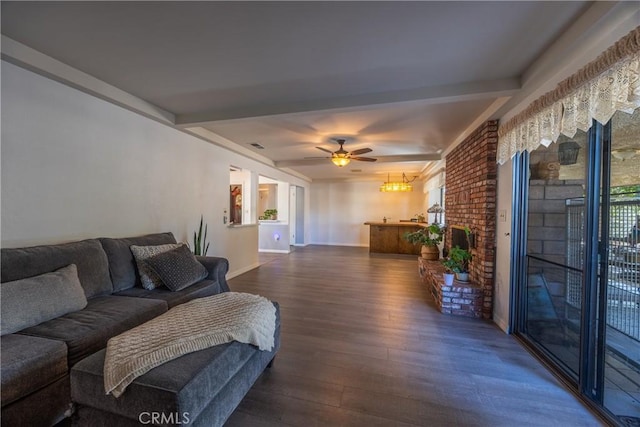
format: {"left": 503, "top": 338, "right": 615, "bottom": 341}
{"left": 363, "top": 221, "right": 427, "bottom": 254}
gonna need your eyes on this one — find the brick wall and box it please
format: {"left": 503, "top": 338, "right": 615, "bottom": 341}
{"left": 444, "top": 120, "right": 498, "bottom": 319}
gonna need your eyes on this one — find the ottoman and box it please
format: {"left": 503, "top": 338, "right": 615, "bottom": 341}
{"left": 70, "top": 304, "right": 280, "bottom": 427}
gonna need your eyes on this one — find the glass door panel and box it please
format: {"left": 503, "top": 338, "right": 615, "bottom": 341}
{"left": 525, "top": 129, "right": 589, "bottom": 380}
{"left": 602, "top": 108, "right": 640, "bottom": 421}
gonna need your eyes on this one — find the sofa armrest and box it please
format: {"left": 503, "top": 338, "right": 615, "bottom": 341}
{"left": 196, "top": 256, "right": 230, "bottom": 292}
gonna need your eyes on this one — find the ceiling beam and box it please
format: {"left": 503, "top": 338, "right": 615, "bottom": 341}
{"left": 1, "top": 36, "right": 176, "bottom": 126}
{"left": 274, "top": 154, "right": 441, "bottom": 168}
{"left": 175, "top": 78, "right": 520, "bottom": 127}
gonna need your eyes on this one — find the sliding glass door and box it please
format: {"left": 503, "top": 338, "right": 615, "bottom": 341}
{"left": 524, "top": 128, "right": 589, "bottom": 379}
{"left": 515, "top": 109, "right": 640, "bottom": 424}
{"left": 602, "top": 109, "right": 640, "bottom": 421}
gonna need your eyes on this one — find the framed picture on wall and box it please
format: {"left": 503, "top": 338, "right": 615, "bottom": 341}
{"left": 230, "top": 185, "right": 242, "bottom": 224}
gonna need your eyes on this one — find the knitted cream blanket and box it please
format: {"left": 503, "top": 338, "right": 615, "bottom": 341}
{"left": 103, "top": 292, "right": 276, "bottom": 397}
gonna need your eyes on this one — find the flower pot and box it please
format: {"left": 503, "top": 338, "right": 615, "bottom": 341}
{"left": 455, "top": 272, "right": 470, "bottom": 282}
{"left": 421, "top": 245, "right": 439, "bottom": 261}
{"left": 443, "top": 273, "right": 455, "bottom": 286}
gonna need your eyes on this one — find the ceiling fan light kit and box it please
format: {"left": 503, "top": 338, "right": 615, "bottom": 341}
{"left": 316, "top": 138, "right": 377, "bottom": 167}
{"left": 331, "top": 154, "right": 351, "bottom": 167}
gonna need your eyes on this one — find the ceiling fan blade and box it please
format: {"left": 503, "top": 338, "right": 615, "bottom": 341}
{"left": 352, "top": 157, "right": 377, "bottom": 162}
{"left": 304, "top": 156, "right": 330, "bottom": 159}
{"left": 316, "top": 147, "right": 334, "bottom": 154}
{"left": 350, "top": 148, "right": 372, "bottom": 156}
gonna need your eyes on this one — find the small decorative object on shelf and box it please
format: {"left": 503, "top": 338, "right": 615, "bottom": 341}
{"left": 427, "top": 203, "right": 445, "bottom": 224}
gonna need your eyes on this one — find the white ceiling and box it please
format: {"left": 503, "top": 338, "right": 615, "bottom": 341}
{"left": 1, "top": 1, "right": 593, "bottom": 181}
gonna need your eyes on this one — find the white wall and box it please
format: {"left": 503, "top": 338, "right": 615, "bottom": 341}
{"left": 258, "top": 222, "right": 290, "bottom": 253}
{"left": 310, "top": 180, "right": 426, "bottom": 246}
{"left": 493, "top": 160, "right": 513, "bottom": 332}
{"left": 0, "top": 61, "right": 309, "bottom": 277}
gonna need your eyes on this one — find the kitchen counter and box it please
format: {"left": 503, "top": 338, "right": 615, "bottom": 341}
{"left": 364, "top": 221, "right": 428, "bottom": 227}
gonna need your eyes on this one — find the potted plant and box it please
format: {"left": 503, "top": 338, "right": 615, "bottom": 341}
{"left": 191, "top": 215, "right": 210, "bottom": 256}
{"left": 448, "top": 246, "right": 472, "bottom": 282}
{"left": 261, "top": 209, "right": 278, "bottom": 220}
{"left": 441, "top": 257, "right": 457, "bottom": 286}
{"left": 403, "top": 223, "right": 444, "bottom": 260}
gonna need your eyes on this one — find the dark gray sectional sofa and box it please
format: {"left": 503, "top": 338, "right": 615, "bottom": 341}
{"left": 0, "top": 232, "right": 279, "bottom": 426}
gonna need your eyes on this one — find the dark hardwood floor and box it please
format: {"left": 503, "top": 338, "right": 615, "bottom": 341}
{"left": 225, "top": 246, "right": 604, "bottom": 426}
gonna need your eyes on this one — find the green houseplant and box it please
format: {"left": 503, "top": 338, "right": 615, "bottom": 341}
{"left": 441, "top": 257, "right": 457, "bottom": 286}
{"left": 260, "top": 209, "right": 278, "bottom": 220}
{"left": 447, "top": 246, "right": 472, "bottom": 282}
{"left": 403, "top": 223, "right": 444, "bottom": 260}
{"left": 441, "top": 226, "right": 473, "bottom": 282}
{"left": 192, "top": 215, "right": 210, "bottom": 256}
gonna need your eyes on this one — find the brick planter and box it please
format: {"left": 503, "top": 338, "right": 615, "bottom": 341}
{"left": 418, "top": 257, "right": 483, "bottom": 318}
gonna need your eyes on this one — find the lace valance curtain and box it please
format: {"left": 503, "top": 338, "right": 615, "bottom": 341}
{"left": 497, "top": 27, "right": 640, "bottom": 165}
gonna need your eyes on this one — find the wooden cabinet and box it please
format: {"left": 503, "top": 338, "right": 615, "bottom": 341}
{"left": 370, "top": 225, "right": 400, "bottom": 253}
{"left": 364, "top": 222, "right": 423, "bottom": 255}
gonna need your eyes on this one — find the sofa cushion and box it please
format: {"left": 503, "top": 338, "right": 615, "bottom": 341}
{"left": 1, "top": 238, "right": 112, "bottom": 299}
{"left": 1, "top": 376, "right": 71, "bottom": 427}
{"left": 144, "top": 244, "right": 208, "bottom": 291}
{"left": 100, "top": 233, "right": 177, "bottom": 292}
{"left": 18, "top": 295, "right": 168, "bottom": 367}
{"left": 70, "top": 302, "right": 280, "bottom": 423}
{"left": 130, "top": 243, "right": 182, "bottom": 290}
{"left": 1, "top": 264, "right": 88, "bottom": 335}
{"left": 115, "top": 279, "right": 221, "bottom": 308}
{"left": 1, "top": 334, "right": 68, "bottom": 407}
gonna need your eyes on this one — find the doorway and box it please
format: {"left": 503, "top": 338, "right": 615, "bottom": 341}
{"left": 290, "top": 186, "right": 304, "bottom": 246}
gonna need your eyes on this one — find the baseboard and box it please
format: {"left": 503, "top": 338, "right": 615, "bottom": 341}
{"left": 258, "top": 249, "right": 290, "bottom": 254}
{"left": 493, "top": 316, "right": 510, "bottom": 334}
{"left": 227, "top": 262, "right": 261, "bottom": 279}
{"left": 309, "top": 242, "right": 369, "bottom": 248}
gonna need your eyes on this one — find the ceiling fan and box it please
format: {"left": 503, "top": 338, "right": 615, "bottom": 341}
{"left": 309, "top": 138, "right": 377, "bottom": 167}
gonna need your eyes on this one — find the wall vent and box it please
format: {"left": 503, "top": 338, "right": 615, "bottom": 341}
{"left": 249, "top": 143, "right": 265, "bottom": 149}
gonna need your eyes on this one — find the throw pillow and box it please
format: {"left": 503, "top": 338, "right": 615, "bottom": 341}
{"left": 130, "top": 243, "right": 182, "bottom": 290}
{"left": 1, "top": 264, "right": 88, "bottom": 335}
{"left": 144, "top": 244, "right": 208, "bottom": 292}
